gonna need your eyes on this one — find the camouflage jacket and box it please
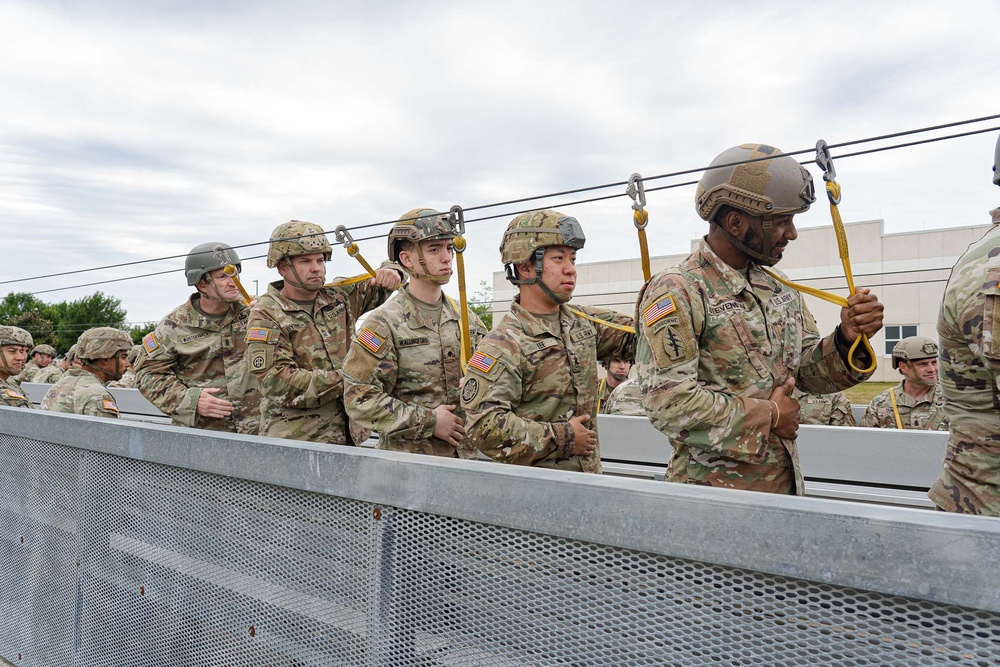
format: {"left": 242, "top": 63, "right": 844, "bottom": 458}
{"left": 635, "top": 239, "right": 873, "bottom": 496}
{"left": 247, "top": 279, "right": 395, "bottom": 445}
{"left": 929, "top": 222, "right": 1000, "bottom": 515}
{"left": 15, "top": 361, "right": 39, "bottom": 383}
{"left": 40, "top": 368, "right": 119, "bottom": 418}
{"left": 342, "top": 288, "right": 488, "bottom": 457}
{"left": 596, "top": 377, "right": 614, "bottom": 414}
{"left": 0, "top": 376, "right": 33, "bottom": 409}
{"left": 108, "top": 369, "right": 136, "bottom": 389}
{"left": 462, "top": 298, "right": 635, "bottom": 473}
{"left": 32, "top": 364, "right": 64, "bottom": 384}
{"left": 795, "top": 388, "right": 856, "bottom": 427}
{"left": 859, "top": 382, "right": 947, "bottom": 430}
{"left": 603, "top": 376, "right": 645, "bottom": 416}
{"left": 134, "top": 295, "right": 259, "bottom": 434}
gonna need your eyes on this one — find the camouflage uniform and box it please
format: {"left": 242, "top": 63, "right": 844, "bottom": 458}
{"left": 40, "top": 368, "right": 120, "bottom": 418}
{"left": 462, "top": 298, "right": 634, "bottom": 473}
{"left": 635, "top": 239, "right": 873, "bottom": 495}
{"left": 16, "top": 360, "right": 38, "bottom": 383}
{"left": 0, "top": 377, "right": 33, "bottom": 408}
{"left": 795, "top": 388, "right": 856, "bottom": 427}
{"left": 603, "top": 376, "right": 645, "bottom": 416}
{"left": 859, "top": 383, "right": 947, "bottom": 430}
{"left": 929, "top": 214, "right": 1000, "bottom": 515}
{"left": 597, "top": 378, "right": 615, "bottom": 414}
{"left": 342, "top": 287, "right": 488, "bottom": 456}
{"left": 32, "top": 364, "right": 64, "bottom": 384}
{"left": 247, "top": 279, "right": 396, "bottom": 445}
{"left": 135, "top": 295, "right": 260, "bottom": 433}
{"left": 108, "top": 369, "right": 135, "bottom": 389}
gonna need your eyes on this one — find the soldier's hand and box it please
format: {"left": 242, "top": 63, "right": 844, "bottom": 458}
{"left": 840, "top": 287, "right": 885, "bottom": 341}
{"left": 371, "top": 267, "right": 402, "bottom": 290}
{"left": 433, "top": 404, "right": 466, "bottom": 448}
{"left": 569, "top": 414, "right": 597, "bottom": 456}
{"left": 768, "top": 377, "right": 800, "bottom": 440}
{"left": 196, "top": 388, "right": 234, "bottom": 420}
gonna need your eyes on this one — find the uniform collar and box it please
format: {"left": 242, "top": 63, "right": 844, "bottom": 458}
{"left": 399, "top": 286, "right": 457, "bottom": 330}
{"left": 894, "top": 380, "right": 940, "bottom": 407}
{"left": 695, "top": 238, "right": 753, "bottom": 297}
{"left": 186, "top": 293, "right": 241, "bottom": 328}
{"left": 510, "top": 296, "right": 570, "bottom": 338}
{"left": 266, "top": 281, "right": 336, "bottom": 314}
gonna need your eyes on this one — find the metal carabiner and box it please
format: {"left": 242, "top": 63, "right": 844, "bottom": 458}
{"left": 334, "top": 225, "right": 359, "bottom": 256}
{"left": 448, "top": 205, "right": 467, "bottom": 253}
{"left": 815, "top": 140, "right": 841, "bottom": 204}
{"left": 626, "top": 173, "right": 649, "bottom": 230}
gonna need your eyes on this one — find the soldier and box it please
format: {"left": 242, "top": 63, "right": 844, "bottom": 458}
{"left": 41, "top": 327, "right": 132, "bottom": 418}
{"left": 635, "top": 143, "right": 884, "bottom": 495}
{"left": 134, "top": 243, "right": 261, "bottom": 433}
{"left": 928, "top": 136, "right": 1000, "bottom": 515}
{"left": 859, "top": 336, "right": 946, "bottom": 430}
{"left": 461, "top": 210, "right": 635, "bottom": 473}
{"left": 598, "top": 357, "right": 632, "bottom": 414}
{"left": 0, "top": 326, "right": 35, "bottom": 408}
{"left": 247, "top": 220, "right": 402, "bottom": 445}
{"left": 343, "top": 208, "right": 488, "bottom": 457}
{"left": 603, "top": 376, "right": 645, "bottom": 416}
{"left": 794, "top": 388, "right": 856, "bottom": 426}
{"left": 109, "top": 345, "right": 142, "bottom": 389}
{"left": 32, "top": 354, "right": 65, "bottom": 384}
{"left": 18, "top": 343, "right": 58, "bottom": 382}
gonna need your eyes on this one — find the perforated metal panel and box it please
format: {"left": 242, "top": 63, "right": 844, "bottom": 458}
{"left": 0, "top": 423, "right": 997, "bottom": 665}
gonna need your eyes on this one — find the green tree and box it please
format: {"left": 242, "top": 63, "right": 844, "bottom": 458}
{"left": 0, "top": 293, "right": 59, "bottom": 347}
{"left": 48, "top": 292, "right": 128, "bottom": 352}
{"left": 469, "top": 280, "right": 494, "bottom": 330}
{"left": 128, "top": 322, "right": 157, "bottom": 345}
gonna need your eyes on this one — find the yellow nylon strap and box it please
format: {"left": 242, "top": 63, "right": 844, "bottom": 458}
{"left": 569, "top": 308, "right": 636, "bottom": 334}
{"left": 888, "top": 386, "right": 903, "bottom": 429}
{"left": 222, "top": 265, "right": 253, "bottom": 306}
{"left": 344, "top": 242, "right": 378, "bottom": 278}
{"left": 325, "top": 273, "right": 374, "bottom": 288}
{"left": 635, "top": 209, "right": 651, "bottom": 282}
{"left": 453, "top": 235, "right": 472, "bottom": 367}
{"left": 597, "top": 377, "right": 606, "bottom": 414}
{"left": 446, "top": 295, "right": 470, "bottom": 372}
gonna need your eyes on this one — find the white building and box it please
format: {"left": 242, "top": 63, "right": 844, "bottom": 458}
{"left": 491, "top": 219, "right": 993, "bottom": 383}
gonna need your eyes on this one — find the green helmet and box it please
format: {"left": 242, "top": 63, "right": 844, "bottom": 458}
{"left": 266, "top": 221, "right": 332, "bottom": 269}
{"left": 185, "top": 242, "right": 241, "bottom": 286}
{"left": 388, "top": 208, "right": 455, "bottom": 284}
{"left": 695, "top": 143, "right": 816, "bottom": 222}
{"left": 0, "top": 326, "right": 33, "bottom": 349}
{"left": 30, "top": 344, "right": 58, "bottom": 358}
{"left": 891, "top": 336, "right": 938, "bottom": 370}
{"left": 76, "top": 327, "right": 132, "bottom": 362}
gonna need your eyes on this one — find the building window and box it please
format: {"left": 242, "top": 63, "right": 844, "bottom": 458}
{"left": 884, "top": 325, "right": 918, "bottom": 356}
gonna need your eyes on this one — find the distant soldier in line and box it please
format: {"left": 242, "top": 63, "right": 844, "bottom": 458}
{"left": 635, "top": 143, "right": 884, "bottom": 495}
{"left": 41, "top": 327, "right": 132, "bottom": 418}
{"left": 247, "top": 221, "right": 402, "bottom": 445}
{"left": 860, "top": 336, "right": 947, "bottom": 430}
{"left": 0, "top": 326, "right": 35, "bottom": 409}
{"left": 598, "top": 357, "right": 632, "bottom": 414}
{"left": 929, "top": 135, "right": 1000, "bottom": 515}
{"left": 32, "top": 351, "right": 66, "bottom": 384}
{"left": 603, "top": 376, "right": 645, "bottom": 416}
{"left": 795, "top": 388, "right": 856, "bottom": 427}
{"left": 17, "top": 343, "right": 58, "bottom": 383}
{"left": 343, "top": 209, "right": 488, "bottom": 457}
{"left": 462, "top": 210, "right": 636, "bottom": 473}
{"left": 134, "top": 243, "right": 261, "bottom": 434}
{"left": 109, "top": 345, "right": 142, "bottom": 389}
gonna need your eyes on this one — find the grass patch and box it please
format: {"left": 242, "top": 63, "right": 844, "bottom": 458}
{"left": 843, "top": 382, "right": 895, "bottom": 404}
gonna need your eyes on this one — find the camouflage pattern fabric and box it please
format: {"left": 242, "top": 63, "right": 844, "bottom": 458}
{"left": 247, "top": 279, "right": 395, "bottom": 445}
{"left": 929, "top": 222, "right": 1000, "bottom": 515}
{"left": 859, "top": 382, "right": 947, "bottom": 430}
{"left": 32, "top": 364, "right": 64, "bottom": 384}
{"left": 15, "top": 360, "right": 39, "bottom": 383}
{"left": 603, "top": 376, "right": 645, "bottom": 416}
{"left": 134, "top": 295, "right": 260, "bottom": 434}
{"left": 0, "top": 377, "right": 33, "bottom": 409}
{"left": 40, "top": 368, "right": 120, "bottom": 418}
{"left": 462, "top": 298, "right": 635, "bottom": 473}
{"left": 795, "top": 388, "right": 856, "bottom": 427}
{"left": 342, "top": 287, "right": 487, "bottom": 457}
{"left": 635, "top": 239, "right": 872, "bottom": 496}
{"left": 108, "top": 369, "right": 136, "bottom": 389}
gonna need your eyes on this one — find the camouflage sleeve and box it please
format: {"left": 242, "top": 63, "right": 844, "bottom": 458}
{"left": 859, "top": 397, "right": 884, "bottom": 428}
{"left": 468, "top": 310, "right": 489, "bottom": 349}
{"left": 342, "top": 316, "right": 436, "bottom": 441}
{"left": 575, "top": 305, "right": 636, "bottom": 363}
{"left": 341, "top": 262, "right": 402, "bottom": 321}
{"left": 636, "top": 274, "right": 773, "bottom": 463}
{"left": 830, "top": 393, "right": 857, "bottom": 427}
{"left": 246, "top": 309, "right": 343, "bottom": 409}
{"left": 80, "top": 392, "right": 120, "bottom": 419}
{"left": 461, "top": 337, "right": 575, "bottom": 465}
{"left": 794, "top": 299, "right": 874, "bottom": 394}
{"left": 134, "top": 326, "right": 201, "bottom": 427}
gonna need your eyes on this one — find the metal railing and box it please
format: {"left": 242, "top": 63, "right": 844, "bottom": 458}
{"left": 0, "top": 407, "right": 996, "bottom": 666}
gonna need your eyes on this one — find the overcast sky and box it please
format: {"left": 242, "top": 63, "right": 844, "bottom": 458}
{"left": 2, "top": 0, "right": 999, "bottom": 326}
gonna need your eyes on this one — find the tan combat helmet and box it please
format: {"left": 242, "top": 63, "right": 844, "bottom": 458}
{"left": 185, "top": 242, "right": 242, "bottom": 286}
{"left": 891, "top": 336, "right": 938, "bottom": 370}
{"left": 695, "top": 143, "right": 816, "bottom": 266}
{"left": 30, "top": 343, "right": 58, "bottom": 359}
{"left": 76, "top": 327, "right": 133, "bottom": 381}
{"left": 266, "top": 221, "right": 332, "bottom": 268}
{"left": 0, "top": 326, "right": 34, "bottom": 377}
{"left": 500, "top": 209, "right": 585, "bottom": 304}
{"left": 387, "top": 208, "right": 455, "bottom": 284}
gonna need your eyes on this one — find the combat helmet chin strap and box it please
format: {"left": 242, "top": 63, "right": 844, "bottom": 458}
{"left": 401, "top": 241, "right": 451, "bottom": 285}
{"left": 712, "top": 215, "right": 780, "bottom": 267}
{"left": 504, "top": 248, "right": 572, "bottom": 305}
{"left": 280, "top": 258, "right": 323, "bottom": 293}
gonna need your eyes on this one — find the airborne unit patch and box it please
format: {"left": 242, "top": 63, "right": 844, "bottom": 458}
{"left": 644, "top": 296, "right": 677, "bottom": 326}
{"left": 357, "top": 328, "right": 385, "bottom": 354}
{"left": 468, "top": 351, "right": 497, "bottom": 374}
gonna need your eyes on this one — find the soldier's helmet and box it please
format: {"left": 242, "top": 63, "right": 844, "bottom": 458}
{"left": 500, "top": 210, "right": 586, "bottom": 267}
{"left": 266, "top": 221, "right": 332, "bottom": 268}
{"left": 891, "top": 336, "right": 938, "bottom": 370}
{"left": 65, "top": 344, "right": 78, "bottom": 364}
{"left": 0, "top": 326, "right": 33, "bottom": 349}
{"left": 126, "top": 344, "right": 143, "bottom": 366}
{"left": 695, "top": 144, "right": 816, "bottom": 222}
{"left": 185, "top": 242, "right": 242, "bottom": 286}
{"left": 76, "top": 328, "right": 132, "bottom": 362}
{"left": 387, "top": 209, "right": 455, "bottom": 263}
{"left": 30, "top": 344, "right": 58, "bottom": 357}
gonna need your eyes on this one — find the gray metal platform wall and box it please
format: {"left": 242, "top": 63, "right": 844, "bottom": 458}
{"left": 0, "top": 407, "right": 996, "bottom": 666}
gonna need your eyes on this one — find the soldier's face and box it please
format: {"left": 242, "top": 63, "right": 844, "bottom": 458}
{"left": 94, "top": 350, "right": 129, "bottom": 381}
{"left": 200, "top": 267, "right": 242, "bottom": 303}
{"left": 744, "top": 214, "right": 798, "bottom": 262}
{"left": 538, "top": 246, "right": 577, "bottom": 299}
{"left": 33, "top": 352, "right": 53, "bottom": 368}
{"left": 1, "top": 345, "right": 29, "bottom": 373}
{"left": 406, "top": 239, "right": 454, "bottom": 281}
{"left": 608, "top": 359, "right": 631, "bottom": 381}
{"left": 901, "top": 357, "right": 938, "bottom": 386}
{"left": 280, "top": 253, "right": 327, "bottom": 288}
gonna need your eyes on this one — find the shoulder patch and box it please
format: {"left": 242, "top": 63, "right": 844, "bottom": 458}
{"left": 5, "top": 388, "right": 26, "bottom": 400}
{"left": 644, "top": 296, "right": 677, "bottom": 326}
{"left": 468, "top": 351, "right": 498, "bottom": 374}
{"left": 101, "top": 399, "right": 119, "bottom": 414}
{"left": 143, "top": 333, "right": 160, "bottom": 353}
{"left": 357, "top": 327, "right": 385, "bottom": 354}
{"left": 461, "top": 376, "right": 480, "bottom": 403}
{"left": 247, "top": 327, "right": 273, "bottom": 343}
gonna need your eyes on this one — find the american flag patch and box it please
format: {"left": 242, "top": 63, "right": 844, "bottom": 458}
{"left": 357, "top": 327, "right": 384, "bottom": 354}
{"left": 468, "top": 351, "right": 497, "bottom": 374}
{"left": 247, "top": 328, "right": 270, "bottom": 342}
{"left": 102, "top": 399, "right": 119, "bottom": 413}
{"left": 143, "top": 333, "right": 159, "bottom": 353}
{"left": 644, "top": 296, "right": 677, "bottom": 326}
{"left": 5, "top": 388, "right": 25, "bottom": 400}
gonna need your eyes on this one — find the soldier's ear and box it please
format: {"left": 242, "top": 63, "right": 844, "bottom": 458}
{"left": 721, "top": 208, "right": 746, "bottom": 236}
{"left": 515, "top": 261, "right": 535, "bottom": 280}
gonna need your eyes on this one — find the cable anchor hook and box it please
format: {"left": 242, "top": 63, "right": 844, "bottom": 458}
{"left": 626, "top": 173, "right": 649, "bottom": 230}
{"left": 334, "top": 225, "right": 360, "bottom": 257}
{"left": 815, "top": 140, "right": 841, "bottom": 204}
{"left": 448, "top": 205, "right": 467, "bottom": 253}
